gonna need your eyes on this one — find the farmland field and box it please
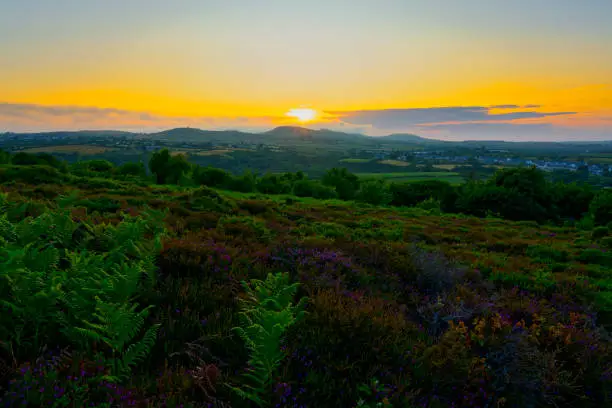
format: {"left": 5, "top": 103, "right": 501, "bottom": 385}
{"left": 339, "top": 158, "right": 372, "bottom": 163}
{"left": 21, "top": 145, "right": 117, "bottom": 154}
{"left": 379, "top": 159, "right": 411, "bottom": 166}
{"left": 356, "top": 171, "right": 465, "bottom": 184}
{"left": 432, "top": 164, "right": 458, "bottom": 170}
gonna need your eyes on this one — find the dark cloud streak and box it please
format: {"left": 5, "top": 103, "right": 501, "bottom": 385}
{"left": 327, "top": 105, "right": 576, "bottom": 130}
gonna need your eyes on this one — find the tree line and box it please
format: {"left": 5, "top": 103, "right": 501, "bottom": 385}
{"left": 1, "top": 148, "right": 611, "bottom": 228}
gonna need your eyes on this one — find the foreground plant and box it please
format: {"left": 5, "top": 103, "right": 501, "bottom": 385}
{"left": 228, "top": 272, "right": 308, "bottom": 407}
{"left": 0, "top": 194, "right": 166, "bottom": 402}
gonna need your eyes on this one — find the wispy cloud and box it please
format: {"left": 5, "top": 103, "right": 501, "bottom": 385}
{"left": 0, "top": 102, "right": 284, "bottom": 133}
{"left": 1, "top": 102, "right": 609, "bottom": 141}
{"left": 326, "top": 106, "right": 577, "bottom": 130}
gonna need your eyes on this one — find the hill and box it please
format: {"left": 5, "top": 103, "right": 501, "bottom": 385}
{"left": 378, "top": 132, "right": 438, "bottom": 144}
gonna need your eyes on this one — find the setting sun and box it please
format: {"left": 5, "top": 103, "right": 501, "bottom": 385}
{"left": 286, "top": 108, "right": 317, "bottom": 123}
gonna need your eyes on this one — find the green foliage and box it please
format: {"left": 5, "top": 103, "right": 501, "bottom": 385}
{"left": 551, "top": 182, "right": 594, "bottom": 220}
{"left": 0, "top": 202, "right": 165, "bottom": 378}
{"left": 116, "top": 161, "right": 147, "bottom": 177}
{"left": 601, "top": 236, "right": 612, "bottom": 249}
{"left": 389, "top": 179, "right": 454, "bottom": 207}
{"left": 589, "top": 190, "right": 612, "bottom": 226}
{"left": 0, "top": 165, "right": 68, "bottom": 184}
{"left": 256, "top": 173, "right": 292, "bottom": 195}
{"left": 576, "top": 248, "right": 612, "bottom": 267}
{"left": 229, "top": 272, "right": 307, "bottom": 407}
{"left": 592, "top": 226, "right": 609, "bottom": 240}
{"left": 356, "top": 179, "right": 392, "bottom": 205}
{"left": 576, "top": 214, "right": 596, "bottom": 231}
{"left": 192, "top": 165, "right": 231, "bottom": 187}
{"left": 11, "top": 152, "right": 68, "bottom": 173}
{"left": 454, "top": 181, "right": 549, "bottom": 223}
{"left": 356, "top": 378, "right": 396, "bottom": 408}
{"left": 321, "top": 167, "right": 360, "bottom": 200}
{"left": 218, "top": 215, "right": 271, "bottom": 241}
{"left": 226, "top": 170, "right": 258, "bottom": 193}
{"left": 187, "top": 186, "right": 237, "bottom": 213}
{"left": 292, "top": 179, "right": 338, "bottom": 199}
{"left": 526, "top": 245, "right": 569, "bottom": 263}
{"left": 0, "top": 149, "right": 10, "bottom": 165}
{"left": 149, "top": 148, "right": 191, "bottom": 184}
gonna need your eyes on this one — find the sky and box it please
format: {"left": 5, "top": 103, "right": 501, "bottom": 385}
{"left": 1, "top": 0, "right": 611, "bottom": 141}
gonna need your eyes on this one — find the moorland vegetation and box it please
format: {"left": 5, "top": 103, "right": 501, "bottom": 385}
{"left": 0, "top": 148, "right": 611, "bottom": 407}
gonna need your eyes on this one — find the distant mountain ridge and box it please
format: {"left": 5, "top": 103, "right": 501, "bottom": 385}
{"left": 2, "top": 126, "right": 611, "bottom": 145}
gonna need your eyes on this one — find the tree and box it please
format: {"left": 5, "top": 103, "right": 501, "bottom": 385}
{"left": 551, "top": 182, "right": 594, "bottom": 220}
{"left": 590, "top": 190, "right": 612, "bottom": 226}
{"left": 117, "top": 162, "right": 147, "bottom": 177}
{"left": 148, "top": 149, "right": 191, "bottom": 184}
{"left": 356, "top": 180, "right": 392, "bottom": 205}
{"left": 389, "top": 180, "right": 454, "bottom": 207}
{"left": 0, "top": 148, "right": 10, "bottom": 164}
{"left": 192, "top": 166, "right": 230, "bottom": 187}
{"left": 321, "top": 167, "right": 360, "bottom": 200}
{"left": 81, "top": 159, "right": 114, "bottom": 173}
{"left": 11, "top": 152, "right": 68, "bottom": 173}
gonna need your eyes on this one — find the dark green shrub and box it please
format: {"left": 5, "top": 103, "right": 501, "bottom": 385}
{"left": 0, "top": 165, "right": 68, "bottom": 184}
{"left": 187, "top": 186, "right": 236, "bottom": 213}
{"left": 390, "top": 180, "right": 454, "bottom": 207}
{"left": 590, "top": 190, "right": 612, "bottom": 226}
{"left": 526, "top": 245, "right": 569, "bottom": 262}
{"left": 256, "top": 173, "right": 291, "bottom": 195}
{"left": 225, "top": 172, "right": 257, "bottom": 193}
{"left": 601, "top": 237, "right": 612, "bottom": 249}
{"left": 356, "top": 180, "right": 392, "bottom": 205}
{"left": 117, "top": 161, "right": 146, "bottom": 177}
{"left": 11, "top": 152, "right": 68, "bottom": 172}
{"left": 321, "top": 167, "right": 360, "bottom": 200}
{"left": 576, "top": 248, "right": 612, "bottom": 267}
{"left": 592, "top": 226, "right": 609, "bottom": 240}
{"left": 551, "top": 182, "right": 594, "bottom": 220}
{"left": 455, "top": 183, "right": 548, "bottom": 222}
{"left": 193, "top": 166, "right": 231, "bottom": 187}
{"left": 149, "top": 149, "right": 191, "bottom": 184}
{"left": 292, "top": 180, "right": 337, "bottom": 199}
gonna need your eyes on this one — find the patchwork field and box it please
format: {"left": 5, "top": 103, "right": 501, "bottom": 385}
{"left": 379, "top": 159, "right": 411, "bottom": 166}
{"left": 21, "top": 145, "right": 117, "bottom": 154}
{"left": 339, "top": 158, "right": 372, "bottom": 163}
{"left": 356, "top": 171, "right": 465, "bottom": 184}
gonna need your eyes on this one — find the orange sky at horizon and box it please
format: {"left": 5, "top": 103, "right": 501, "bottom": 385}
{"left": 1, "top": 1, "right": 611, "bottom": 139}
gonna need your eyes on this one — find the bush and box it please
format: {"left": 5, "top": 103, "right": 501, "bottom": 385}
{"left": 589, "top": 190, "right": 612, "bottom": 226}
{"left": 600, "top": 236, "right": 612, "bottom": 249}
{"left": 256, "top": 173, "right": 292, "bottom": 194}
{"left": 552, "top": 182, "right": 594, "bottom": 220}
{"left": 117, "top": 161, "right": 146, "bottom": 177}
{"left": 592, "top": 226, "right": 610, "bottom": 240}
{"left": 576, "top": 214, "right": 595, "bottom": 231}
{"left": 11, "top": 152, "right": 68, "bottom": 172}
{"left": 454, "top": 183, "right": 548, "bottom": 223}
{"left": 292, "top": 180, "right": 337, "bottom": 199}
{"left": 390, "top": 180, "right": 454, "bottom": 207}
{"left": 225, "top": 172, "right": 257, "bottom": 193}
{"left": 0, "top": 165, "right": 68, "bottom": 184}
{"left": 321, "top": 168, "right": 360, "bottom": 200}
{"left": 193, "top": 166, "right": 230, "bottom": 187}
{"left": 356, "top": 180, "right": 392, "bottom": 205}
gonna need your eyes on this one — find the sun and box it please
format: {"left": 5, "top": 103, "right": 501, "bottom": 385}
{"left": 286, "top": 108, "right": 317, "bottom": 123}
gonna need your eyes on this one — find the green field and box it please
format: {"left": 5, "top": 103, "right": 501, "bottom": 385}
{"left": 356, "top": 171, "right": 465, "bottom": 184}
{"left": 338, "top": 158, "right": 372, "bottom": 163}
